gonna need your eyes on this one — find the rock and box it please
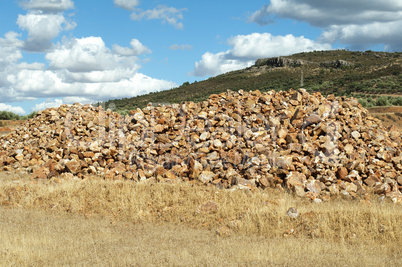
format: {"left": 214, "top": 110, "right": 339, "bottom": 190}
{"left": 286, "top": 207, "right": 298, "bottom": 219}
{"left": 198, "top": 170, "right": 215, "bottom": 184}
{"left": 65, "top": 159, "right": 81, "bottom": 174}
{"left": 286, "top": 172, "right": 306, "bottom": 189}
{"left": 199, "top": 200, "right": 218, "bottom": 213}
{"left": 189, "top": 158, "right": 203, "bottom": 179}
{"left": 397, "top": 176, "right": 402, "bottom": 186}
{"left": 200, "top": 132, "right": 210, "bottom": 141}
{"left": 303, "top": 114, "right": 322, "bottom": 128}
{"left": 329, "top": 184, "right": 340, "bottom": 196}
{"left": 345, "top": 182, "right": 358, "bottom": 193}
{"left": 306, "top": 180, "right": 322, "bottom": 195}
{"left": 337, "top": 167, "right": 348, "bottom": 180}
{"left": 216, "top": 225, "right": 232, "bottom": 236}
{"left": 0, "top": 89, "right": 401, "bottom": 201}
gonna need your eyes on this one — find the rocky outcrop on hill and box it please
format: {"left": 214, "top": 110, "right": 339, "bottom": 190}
{"left": 321, "top": 60, "right": 353, "bottom": 69}
{"left": 255, "top": 57, "right": 308, "bottom": 68}
{"left": 254, "top": 57, "right": 353, "bottom": 70}
{"left": 1, "top": 89, "right": 401, "bottom": 202}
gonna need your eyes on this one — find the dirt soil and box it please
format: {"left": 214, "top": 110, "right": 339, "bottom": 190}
{"left": 0, "top": 120, "right": 24, "bottom": 136}
{"left": 367, "top": 106, "right": 402, "bottom": 130}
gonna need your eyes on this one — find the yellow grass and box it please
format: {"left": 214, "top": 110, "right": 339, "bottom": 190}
{"left": 0, "top": 171, "right": 401, "bottom": 265}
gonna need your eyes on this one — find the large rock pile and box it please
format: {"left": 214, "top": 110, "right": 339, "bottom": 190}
{"left": 1, "top": 89, "right": 402, "bottom": 202}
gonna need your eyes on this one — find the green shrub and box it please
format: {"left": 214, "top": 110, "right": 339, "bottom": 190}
{"left": 358, "top": 99, "right": 368, "bottom": 108}
{"left": 390, "top": 97, "right": 402, "bottom": 106}
{"left": 376, "top": 96, "right": 389, "bottom": 106}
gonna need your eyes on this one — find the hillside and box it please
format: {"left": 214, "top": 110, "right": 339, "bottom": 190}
{"left": 98, "top": 50, "right": 402, "bottom": 114}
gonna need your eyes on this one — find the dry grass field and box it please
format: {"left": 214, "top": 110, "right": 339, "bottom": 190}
{"left": 0, "top": 171, "right": 401, "bottom": 266}
{"left": 367, "top": 106, "right": 402, "bottom": 130}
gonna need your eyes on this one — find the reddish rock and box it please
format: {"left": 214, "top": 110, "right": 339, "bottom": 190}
{"left": 337, "top": 167, "right": 348, "bottom": 180}
{"left": 0, "top": 89, "right": 401, "bottom": 201}
{"left": 65, "top": 159, "right": 81, "bottom": 174}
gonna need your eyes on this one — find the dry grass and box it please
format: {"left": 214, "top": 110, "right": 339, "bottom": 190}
{"left": 1, "top": 208, "right": 400, "bottom": 266}
{"left": 0, "top": 171, "right": 401, "bottom": 265}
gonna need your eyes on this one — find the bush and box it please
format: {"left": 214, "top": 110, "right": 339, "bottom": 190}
{"left": 358, "top": 99, "right": 368, "bottom": 108}
{"left": 376, "top": 96, "right": 389, "bottom": 106}
{"left": 390, "top": 97, "right": 402, "bottom": 106}
{"left": 27, "top": 111, "right": 38, "bottom": 119}
{"left": 0, "top": 111, "right": 20, "bottom": 120}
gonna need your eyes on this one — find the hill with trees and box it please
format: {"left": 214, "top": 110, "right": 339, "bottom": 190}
{"left": 97, "top": 50, "right": 402, "bottom": 115}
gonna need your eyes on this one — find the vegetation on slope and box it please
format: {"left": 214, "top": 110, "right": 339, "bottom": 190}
{"left": 97, "top": 50, "right": 402, "bottom": 115}
{"left": 0, "top": 111, "right": 37, "bottom": 124}
{"left": 1, "top": 50, "right": 401, "bottom": 119}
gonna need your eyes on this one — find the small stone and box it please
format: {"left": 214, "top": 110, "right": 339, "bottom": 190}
{"left": 213, "top": 139, "right": 223, "bottom": 148}
{"left": 199, "top": 200, "right": 218, "bottom": 213}
{"left": 337, "top": 167, "right": 348, "bottom": 180}
{"left": 198, "top": 170, "right": 215, "bottom": 183}
{"left": 286, "top": 207, "right": 298, "bottom": 219}
{"left": 200, "top": 132, "right": 210, "bottom": 141}
{"left": 397, "top": 176, "right": 402, "bottom": 186}
{"left": 351, "top": 130, "right": 361, "bottom": 140}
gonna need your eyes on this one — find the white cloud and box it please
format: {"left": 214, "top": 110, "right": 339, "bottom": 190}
{"left": 192, "top": 51, "right": 253, "bottom": 77}
{"left": 130, "top": 5, "right": 186, "bottom": 29}
{"left": 0, "top": 2, "right": 178, "bottom": 114}
{"left": 113, "top": 39, "right": 151, "bottom": 56}
{"left": 249, "top": 0, "right": 402, "bottom": 49}
{"left": 32, "top": 98, "right": 64, "bottom": 111}
{"left": 62, "top": 96, "right": 93, "bottom": 104}
{"left": 169, "top": 44, "right": 192, "bottom": 50}
{"left": 2, "top": 35, "right": 177, "bottom": 107}
{"left": 17, "top": 12, "right": 76, "bottom": 52}
{"left": 20, "top": 0, "right": 75, "bottom": 13}
{"left": 249, "top": 0, "right": 402, "bottom": 27}
{"left": 229, "top": 33, "right": 331, "bottom": 60}
{"left": 7, "top": 67, "right": 177, "bottom": 106}
{"left": 114, "top": 0, "right": 139, "bottom": 11}
{"left": 0, "top": 32, "right": 23, "bottom": 70}
{"left": 192, "top": 33, "right": 331, "bottom": 77}
{"left": 17, "top": 62, "right": 46, "bottom": 70}
{"left": 46, "top": 37, "right": 139, "bottom": 73}
{"left": 0, "top": 32, "right": 24, "bottom": 89}
{"left": 320, "top": 21, "right": 402, "bottom": 50}
{"left": 0, "top": 103, "right": 26, "bottom": 115}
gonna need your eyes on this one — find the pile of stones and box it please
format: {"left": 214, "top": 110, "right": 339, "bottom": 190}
{"left": 1, "top": 89, "right": 401, "bottom": 202}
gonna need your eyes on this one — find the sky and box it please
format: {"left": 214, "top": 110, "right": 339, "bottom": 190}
{"left": 0, "top": 0, "right": 401, "bottom": 115}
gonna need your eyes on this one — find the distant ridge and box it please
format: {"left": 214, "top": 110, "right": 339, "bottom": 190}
{"left": 97, "top": 50, "right": 402, "bottom": 114}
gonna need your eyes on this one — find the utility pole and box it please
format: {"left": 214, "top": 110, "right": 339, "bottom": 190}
{"left": 300, "top": 70, "right": 304, "bottom": 87}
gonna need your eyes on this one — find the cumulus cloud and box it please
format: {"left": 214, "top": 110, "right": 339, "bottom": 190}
{"left": 229, "top": 33, "right": 331, "bottom": 60}
{"left": 0, "top": 103, "right": 26, "bottom": 115}
{"left": 0, "top": 32, "right": 23, "bottom": 69}
{"left": 32, "top": 98, "right": 64, "bottom": 111}
{"left": 17, "top": 0, "right": 76, "bottom": 52}
{"left": 169, "top": 44, "right": 192, "bottom": 50}
{"left": 1, "top": 35, "right": 177, "bottom": 109}
{"left": 249, "top": 0, "right": 402, "bottom": 27}
{"left": 0, "top": 32, "right": 24, "bottom": 89}
{"left": 0, "top": 1, "right": 177, "bottom": 114}
{"left": 46, "top": 36, "right": 140, "bottom": 73}
{"left": 113, "top": 39, "right": 151, "bottom": 56}
{"left": 320, "top": 21, "right": 402, "bottom": 50}
{"left": 130, "top": 5, "right": 187, "bottom": 29}
{"left": 20, "top": 0, "right": 75, "bottom": 13}
{"left": 192, "top": 33, "right": 331, "bottom": 77}
{"left": 192, "top": 51, "right": 253, "bottom": 77}
{"left": 114, "top": 0, "right": 139, "bottom": 11}
{"left": 249, "top": 0, "right": 402, "bottom": 49}
{"left": 17, "top": 12, "right": 76, "bottom": 52}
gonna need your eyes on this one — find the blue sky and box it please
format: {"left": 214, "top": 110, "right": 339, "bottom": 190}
{"left": 1, "top": 0, "right": 401, "bottom": 115}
